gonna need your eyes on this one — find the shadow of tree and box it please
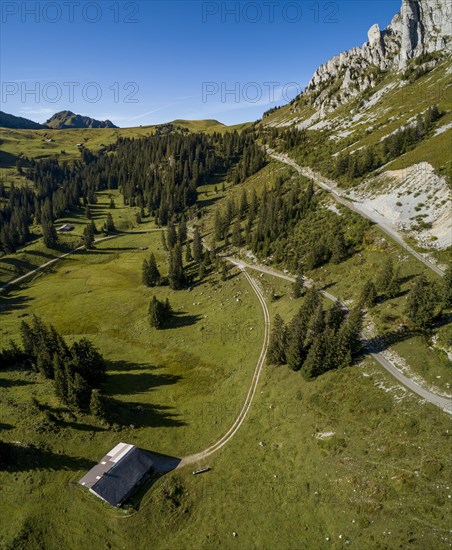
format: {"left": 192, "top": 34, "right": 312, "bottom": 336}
{"left": 0, "top": 293, "right": 32, "bottom": 315}
{"left": 107, "top": 371, "right": 182, "bottom": 395}
{"left": 0, "top": 256, "right": 37, "bottom": 274}
{"left": 0, "top": 150, "right": 19, "bottom": 168}
{"left": 108, "top": 399, "right": 186, "bottom": 429}
{"left": 0, "top": 423, "right": 14, "bottom": 430}
{"left": 128, "top": 450, "right": 182, "bottom": 509}
{"left": 362, "top": 326, "right": 420, "bottom": 354}
{"left": 0, "top": 377, "right": 34, "bottom": 388}
{"left": 165, "top": 311, "right": 204, "bottom": 330}
{"left": 0, "top": 442, "right": 96, "bottom": 472}
{"left": 101, "top": 361, "right": 186, "bottom": 428}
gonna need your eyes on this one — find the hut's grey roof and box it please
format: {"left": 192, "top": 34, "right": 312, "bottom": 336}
{"left": 79, "top": 443, "right": 154, "bottom": 506}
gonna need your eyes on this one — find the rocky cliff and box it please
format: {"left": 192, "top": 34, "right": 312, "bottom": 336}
{"left": 305, "top": 0, "right": 451, "bottom": 113}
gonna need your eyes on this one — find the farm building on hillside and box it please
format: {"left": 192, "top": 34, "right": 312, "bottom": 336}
{"left": 57, "top": 224, "right": 74, "bottom": 232}
{"left": 79, "top": 443, "right": 155, "bottom": 507}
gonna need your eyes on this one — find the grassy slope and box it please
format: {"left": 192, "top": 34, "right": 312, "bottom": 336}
{"left": 2, "top": 273, "right": 450, "bottom": 549}
{"left": 0, "top": 107, "right": 450, "bottom": 548}
{"left": 263, "top": 58, "right": 452, "bottom": 176}
{"left": 0, "top": 190, "right": 144, "bottom": 286}
{"left": 199, "top": 160, "right": 451, "bottom": 394}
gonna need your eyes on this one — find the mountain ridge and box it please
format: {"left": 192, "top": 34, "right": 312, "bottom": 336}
{"left": 0, "top": 111, "right": 46, "bottom": 130}
{"left": 270, "top": 0, "right": 452, "bottom": 118}
{"left": 45, "top": 110, "right": 118, "bottom": 129}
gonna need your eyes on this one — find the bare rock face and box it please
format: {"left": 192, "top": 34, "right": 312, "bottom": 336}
{"left": 305, "top": 0, "right": 451, "bottom": 114}
{"left": 368, "top": 23, "right": 385, "bottom": 54}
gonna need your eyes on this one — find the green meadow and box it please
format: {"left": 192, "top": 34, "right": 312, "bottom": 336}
{"left": 1, "top": 265, "right": 450, "bottom": 550}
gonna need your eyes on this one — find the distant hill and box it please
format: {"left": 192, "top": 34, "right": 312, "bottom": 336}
{"left": 45, "top": 111, "right": 118, "bottom": 129}
{"left": 0, "top": 111, "right": 46, "bottom": 130}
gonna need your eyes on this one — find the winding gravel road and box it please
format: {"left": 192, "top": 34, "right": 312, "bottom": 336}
{"left": 1, "top": 226, "right": 449, "bottom": 474}
{"left": 268, "top": 150, "right": 445, "bottom": 277}
{"left": 179, "top": 267, "right": 271, "bottom": 466}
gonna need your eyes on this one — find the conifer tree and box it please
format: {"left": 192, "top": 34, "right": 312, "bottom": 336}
{"left": 443, "top": 265, "right": 452, "bottom": 308}
{"left": 386, "top": 268, "right": 401, "bottom": 299}
{"left": 167, "top": 219, "right": 178, "bottom": 249}
{"left": 267, "top": 314, "right": 287, "bottom": 366}
{"left": 359, "top": 280, "right": 377, "bottom": 308}
{"left": 90, "top": 389, "right": 107, "bottom": 420}
{"left": 331, "top": 232, "right": 347, "bottom": 264}
{"left": 83, "top": 223, "right": 95, "bottom": 249}
{"left": 178, "top": 216, "right": 187, "bottom": 244}
{"left": 169, "top": 243, "right": 185, "bottom": 290}
{"left": 301, "top": 333, "right": 326, "bottom": 380}
{"left": 143, "top": 253, "right": 161, "bottom": 287}
{"left": 377, "top": 257, "right": 394, "bottom": 293}
{"left": 185, "top": 242, "right": 193, "bottom": 263}
{"left": 42, "top": 218, "right": 58, "bottom": 248}
{"left": 293, "top": 274, "right": 304, "bottom": 299}
{"left": 325, "top": 301, "right": 345, "bottom": 331}
{"left": 286, "top": 314, "right": 307, "bottom": 371}
{"left": 105, "top": 212, "right": 115, "bottom": 233}
{"left": 148, "top": 296, "right": 172, "bottom": 329}
{"left": 406, "top": 275, "right": 436, "bottom": 328}
{"left": 161, "top": 231, "right": 168, "bottom": 252}
{"left": 192, "top": 227, "right": 203, "bottom": 262}
{"left": 232, "top": 218, "right": 242, "bottom": 247}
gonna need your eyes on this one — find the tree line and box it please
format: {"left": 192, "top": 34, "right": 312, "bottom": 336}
{"left": 210, "top": 171, "right": 371, "bottom": 273}
{"left": 0, "top": 316, "right": 108, "bottom": 418}
{"left": 333, "top": 105, "right": 443, "bottom": 181}
{"left": 267, "top": 287, "right": 363, "bottom": 379}
{"left": 1, "top": 126, "right": 265, "bottom": 255}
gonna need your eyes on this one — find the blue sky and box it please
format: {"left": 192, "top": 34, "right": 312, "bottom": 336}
{"left": 0, "top": 1, "right": 401, "bottom": 127}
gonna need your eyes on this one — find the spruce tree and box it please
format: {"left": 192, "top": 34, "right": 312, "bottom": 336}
{"left": 161, "top": 231, "right": 168, "bottom": 252}
{"left": 83, "top": 223, "right": 95, "bottom": 249}
{"left": 105, "top": 212, "right": 115, "bottom": 233}
{"left": 192, "top": 227, "right": 203, "bottom": 262}
{"left": 143, "top": 253, "right": 161, "bottom": 287}
{"left": 377, "top": 258, "right": 394, "bottom": 293}
{"left": 169, "top": 243, "right": 185, "bottom": 290}
{"left": 232, "top": 219, "right": 242, "bottom": 247}
{"left": 406, "top": 275, "right": 436, "bottom": 328}
{"left": 70, "top": 372, "right": 92, "bottom": 411}
{"left": 386, "top": 268, "right": 401, "bottom": 299}
{"left": 331, "top": 232, "right": 347, "bottom": 264}
{"left": 185, "top": 242, "right": 193, "bottom": 263}
{"left": 359, "top": 280, "right": 377, "bottom": 308}
{"left": 307, "top": 302, "right": 325, "bottom": 347}
{"left": 178, "top": 216, "right": 188, "bottom": 243}
{"left": 325, "top": 301, "right": 345, "bottom": 331}
{"left": 267, "top": 314, "right": 287, "bottom": 366}
{"left": 442, "top": 265, "right": 452, "bottom": 308}
{"left": 90, "top": 389, "right": 107, "bottom": 420}
{"left": 167, "top": 220, "right": 177, "bottom": 249}
{"left": 293, "top": 274, "right": 304, "bottom": 299}
{"left": 301, "top": 333, "right": 326, "bottom": 380}
{"left": 42, "top": 219, "right": 58, "bottom": 248}
{"left": 286, "top": 315, "right": 307, "bottom": 371}
{"left": 148, "top": 296, "right": 172, "bottom": 329}
{"left": 53, "top": 354, "right": 68, "bottom": 404}
{"left": 70, "top": 338, "right": 106, "bottom": 387}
